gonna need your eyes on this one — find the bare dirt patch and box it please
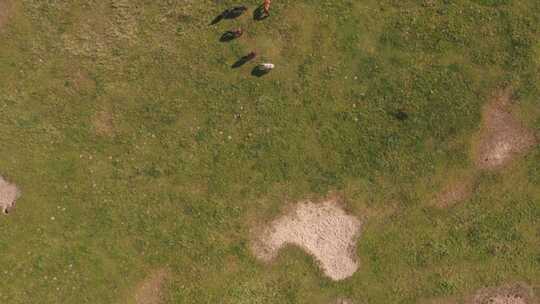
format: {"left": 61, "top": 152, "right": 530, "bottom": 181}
{"left": 251, "top": 199, "right": 362, "bottom": 281}
{"left": 135, "top": 269, "right": 168, "bottom": 304}
{"left": 70, "top": 69, "right": 96, "bottom": 94}
{"left": 435, "top": 88, "right": 538, "bottom": 208}
{"left": 433, "top": 175, "right": 476, "bottom": 208}
{"left": 0, "top": 175, "right": 20, "bottom": 215}
{"left": 474, "top": 89, "right": 537, "bottom": 170}
{"left": 421, "top": 283, "right": 537, "bottom": 304}
{"left": 332, "top": 298, "right": 354, "bottom": 304}
{"left": 470, "top": 283, "right": 536, "bottom": 304}
{"left": 93, "top": 108, "right": 114, "bottom": 136}
{"left": 0, "top": 0, "right": 11, "bottom": 30}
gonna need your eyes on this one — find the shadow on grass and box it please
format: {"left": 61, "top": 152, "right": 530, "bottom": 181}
{"left": 220, "top": 31, "right": 238, "bottom": 42}
{"left": 232, "top": 58, "right": 249, "bottom": 68}
{"left": 391, "top": 109, "right": 409, "bottom": 121}
{"left": 253, "top": 5, "right": 269, "bottom": 21}
{"left": 251, "top": 67, "right": 270, "bottom": 77}
{"left": 211, "top": 6, "right": 248, "bottom": 25}
{"left": 232, "top": 53, "right": 256, "bottom": 68}
{"left": 210, "top": 14, "right": 224, "bottom": 25}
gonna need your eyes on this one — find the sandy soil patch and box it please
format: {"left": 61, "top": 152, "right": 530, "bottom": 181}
{"left": 474, "top": 89, "right": 537, "bottom": 170}
{"left": 252, "top": 199, "right": 362, "bottom": 281}
{"left": 470, "top": 283, "right": 536, "bottom": 304}
{"left": 0, "top": 175, "right": 20, "bottom": 215}
{"left": 135, "top": 269, "right": 168, "bottom": 304}
{"left": 332, "top": 298, "right": 354, "bottom": 304}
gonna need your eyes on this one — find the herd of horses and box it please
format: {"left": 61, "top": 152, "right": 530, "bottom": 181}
{"left": 211, "top": 1, "right": 276, "bottom": 76}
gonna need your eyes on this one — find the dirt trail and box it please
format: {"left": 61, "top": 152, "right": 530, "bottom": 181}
{"left": 252, "top": 199, "right": 362, "bottom": 281}
{"left": 0, "top": 0, "right": 11, "bottom": 30}
{"left": 474, "top": 89, "right": 536, "bottom": 170}
{"left": 135, "top": 269, "right": 168, "bottom": 304}
{"left": 0, "top": 176, "right": 20, "bottom": 215}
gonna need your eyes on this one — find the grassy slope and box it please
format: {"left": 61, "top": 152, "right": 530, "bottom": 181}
{"left": 0, "top": 0, "right": 539, "bottom": 303}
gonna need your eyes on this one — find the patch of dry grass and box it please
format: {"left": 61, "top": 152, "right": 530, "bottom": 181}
{"left": 470, "top": 283, "right": 536, "bottom": 304}
{"left": 93, "top": 108, "right": 115, "bottom": 136}
{"left": 135, "top": 269, "right": 168, "bottom": 304}
{"left": 432, "top": 174, "right": 476, "bottom": 208}
{"left": 473, "top": 89, "right": 537, "bottom": 170}
{"left": 0, "top": 0, "right": 11, "bottom": 30}
{"left": 433, "top": 88, "right": 537, "bottom": 208}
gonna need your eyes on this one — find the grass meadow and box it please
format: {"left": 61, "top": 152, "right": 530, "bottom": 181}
{"left": 0, "top": 0, "right": 539, "bottom": 303}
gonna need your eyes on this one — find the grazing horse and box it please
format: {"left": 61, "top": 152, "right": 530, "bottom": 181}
{"left": 220, "top": 29, "right": 243, "bottom": 42}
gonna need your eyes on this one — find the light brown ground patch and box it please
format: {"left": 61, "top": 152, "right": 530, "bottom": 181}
{"left": 93, "top": 108, "right": 115, "bottom": 136}
{"left": 61, "top": 1, "right": 138, "bottom": 60}
{"left": 470, "top": 283, "right": 537, "bottom": 304}
{"left": 332, "top": 298, "right": 354, "bottom": 304}
{"left": 0, "top": 0, "right": 11, "bottom": 29}
{"left": 70, "top": 69, "right": 96, "bottom": 94}
{"left": 473, "top": 89, "right": 537, "bottom": 170}
{"left": 251, "top": 199, "right": 362, "bottom": 281}
{"left": 135, "top": 269, "right": 168, "bottom": 304}
{"left": 432, "top": 174, "right": 476, "bottom": 208}
{"left": 0, "top": 175, "right": 20, "bottom": 215}
{"left": 421, "top": 283, "right": 537, "bottom": 304}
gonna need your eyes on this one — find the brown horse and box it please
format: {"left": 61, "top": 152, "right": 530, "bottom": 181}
{"left": 263, "top": 0, "right": 271, "bottom": 15}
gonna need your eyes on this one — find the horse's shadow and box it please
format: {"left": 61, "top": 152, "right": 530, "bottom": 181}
{"left": 253, "top": 5, "right": 269, "bottom": 21}
{"left": 220, "top": 31, "right": 237, "bottom": 42}
{"left": 232, "top": 58, "right": 249, "bottom": 69}
{"left": 210, "top": 14, "right": 224, "bottom": 25}
{"left": 211, "top": 7, "right": 248, "bottom": 25}
{"left": 251, "top": 66, "right": 270, "bottom": 77}
{"left": 232, "top": 54, "right": 255, "bottom": 68}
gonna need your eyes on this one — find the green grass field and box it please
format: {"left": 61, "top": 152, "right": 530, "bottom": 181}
{"left": 0, "top": 0, "right": 539, "bottom": 303}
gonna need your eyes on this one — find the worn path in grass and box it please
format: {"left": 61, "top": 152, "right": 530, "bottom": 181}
{"left": 0, "top": 0, "right": 11, "bottom": 30}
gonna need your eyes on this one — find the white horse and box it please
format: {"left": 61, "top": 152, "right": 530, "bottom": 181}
{"left": 259, "top": 63, "right": 274, "bottom": 70}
